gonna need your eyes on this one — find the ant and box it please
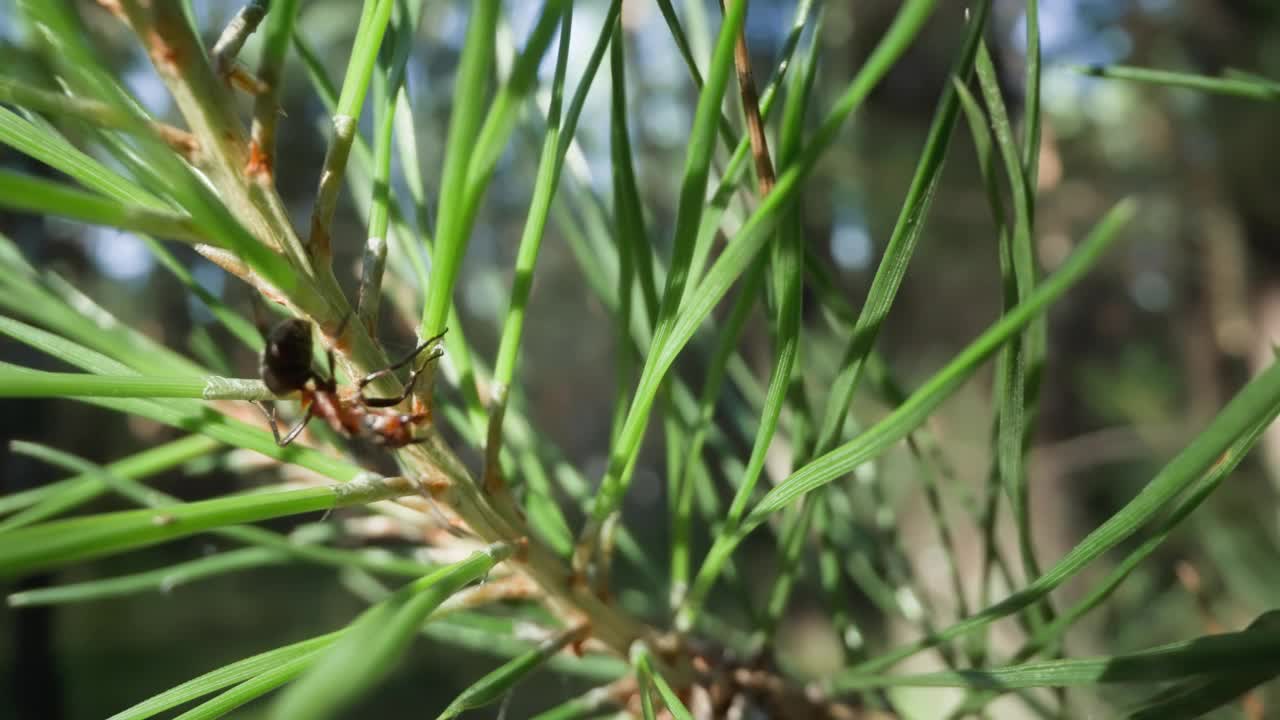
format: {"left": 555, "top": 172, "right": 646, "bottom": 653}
{"left": 258, "top": 317, "right": 446, "bottom": 448}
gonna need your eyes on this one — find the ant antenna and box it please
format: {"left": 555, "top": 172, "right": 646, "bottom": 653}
{"left": 356, "top": 329, "right": 448, "bottom": 407}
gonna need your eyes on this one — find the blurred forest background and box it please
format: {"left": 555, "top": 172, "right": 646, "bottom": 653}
{"left": 1, "top": 0, "right": 1279, "bottom": 718}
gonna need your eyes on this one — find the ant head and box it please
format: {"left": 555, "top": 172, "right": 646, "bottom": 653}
{"left": 260, "top": 318, "right": 314, "bottom": 394}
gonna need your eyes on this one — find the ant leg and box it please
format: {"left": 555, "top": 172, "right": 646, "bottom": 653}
{"left": 361, "top": 346, "right": 444, "bottom": 408}
{"left": 360, "top": 349, "right": 432, "bottom": 408}
{"left": 358, "top": 331, "right": 447, "bottom": 406}
{"left": 255, "top": 401, "right": 284, "bottom": 444}
{"left": 256, "top": 400, "right": 312, "bottom": 447}
{"left": 360, "top": 330, "right": 447, "bottom": 386}
{"left": 275, "top": 402, "right": 315, "bottom": 447}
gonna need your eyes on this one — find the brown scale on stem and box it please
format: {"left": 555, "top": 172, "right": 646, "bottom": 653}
{"left": 226, "top": 65, "right": 269, "bottom": 96}
{"left": 245, "top": 139, "right": 272, "bottom": 180}
{"left": 145, "top": 28, "right": 182, "bottom": 69}
{"left": 155, "top": 124, "right": 200, "bottom": 161}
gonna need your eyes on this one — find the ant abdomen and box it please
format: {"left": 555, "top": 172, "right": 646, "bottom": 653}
{"left": 260, "top": 318, "right": 315, "bottom": 395}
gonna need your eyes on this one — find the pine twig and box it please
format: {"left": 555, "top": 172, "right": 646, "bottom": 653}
{"left": 113, "top": 0, "right": 311, "bottom": 277}
{"left": 306, "top": 0, "right": 394, "bottom": 267}
{"left": 357, "top": 1, "right": 422, "bottom": 338}
{"left": 720, "top": 0, "right": 776, "bottom": 196}
{"left": 248, "top": 0, "right": 302, "bottom": 183}
{"left": 211, "top": 1, "right": 270, "bottom": 95}
{"left": 211, "top": 0, "right": 269, "bottom": 75}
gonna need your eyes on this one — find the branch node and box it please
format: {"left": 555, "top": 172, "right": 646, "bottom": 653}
{"left": 211, "top": 0, "right": 269, "bottom": 77}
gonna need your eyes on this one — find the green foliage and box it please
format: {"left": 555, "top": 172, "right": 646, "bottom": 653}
{"left": 106, "top": 634, "right": 340, "bottom": 720}
{"left": 271, "top": 545, "right": 512, "bottom": 720}
{"left": 1079, "top": 64, "right": 1280, "bottom": 102}
{"left": 0, "top": 1, "right": 1276, "bottom": 718}
{"left": 436, "top": 626, "right": 585, "bottom": 719}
